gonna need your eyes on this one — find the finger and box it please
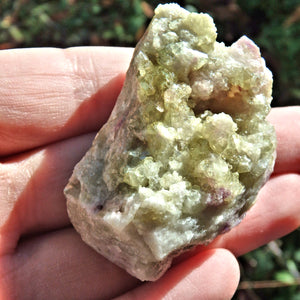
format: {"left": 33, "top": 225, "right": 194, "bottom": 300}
{"left": 117, "top": 249, "right": 239, "bottom": 300}
{"left": 0, "top": 133, "right": 95, "bottom": 255}
{"left": 267, "top": 106, "right": 300, "bottom": 174}
{"left": 0, "top": 228, "right": 139, "bottom": 300}
{"left": 208, "top": 173, "right": 300, "bottom": 256}
{"left": 0, "top": 47, "right": 133, "bottom": 156}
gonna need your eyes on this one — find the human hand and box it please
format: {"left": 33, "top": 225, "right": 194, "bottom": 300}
{"left": 0, "top": 47, "right": 299, "bottom": 300}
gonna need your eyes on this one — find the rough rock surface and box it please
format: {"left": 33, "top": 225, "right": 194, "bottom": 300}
{"left": 64, "top": 3, "right": 276, "bottom": 281}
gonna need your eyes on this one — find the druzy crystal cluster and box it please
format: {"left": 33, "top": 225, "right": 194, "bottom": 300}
{"left": 65, "top": 4, "right": 276, "bottom": 281}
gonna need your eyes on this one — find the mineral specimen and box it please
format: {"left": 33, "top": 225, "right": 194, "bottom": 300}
{"left": 64, "top": 3, "right": 276, "bottom": 281}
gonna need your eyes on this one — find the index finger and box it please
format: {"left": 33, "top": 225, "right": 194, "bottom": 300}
{"left": 0, "top": 47, "right": 133, "bottom": 156}
{"left": 1, "top": 48, "right": 299, "bottom": 175}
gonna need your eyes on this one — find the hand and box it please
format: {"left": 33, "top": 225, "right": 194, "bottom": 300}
{"left": 0, "top": 48, "right": 299, "bottom": 300}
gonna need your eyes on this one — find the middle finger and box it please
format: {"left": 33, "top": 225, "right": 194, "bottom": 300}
{"left": 0, "top": 133, "right": 95, "bottom": 254}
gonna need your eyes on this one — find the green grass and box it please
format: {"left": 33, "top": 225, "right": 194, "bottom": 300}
{"left": 235, "top": 229, "right": 300, "bottom": 299}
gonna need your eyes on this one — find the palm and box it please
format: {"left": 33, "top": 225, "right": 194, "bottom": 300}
{"left": 0, "top": 48, "right": 299, "bottom": 300}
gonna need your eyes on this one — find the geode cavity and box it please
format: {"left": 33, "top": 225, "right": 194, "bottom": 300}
{"left": 64, "top": 4, "right": 276, "bottom": 281}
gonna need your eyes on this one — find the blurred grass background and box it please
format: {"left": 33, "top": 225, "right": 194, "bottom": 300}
{"left": 0, "top": 0, "right": 299, "bottom": 299}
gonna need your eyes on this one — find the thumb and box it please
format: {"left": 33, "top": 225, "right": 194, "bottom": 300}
{"left": 116, "top": 248, "right": 240, "bottom": 300}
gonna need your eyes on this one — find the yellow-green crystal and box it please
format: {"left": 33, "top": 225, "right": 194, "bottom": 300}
{"left": 65, "top": 4, "right": 276, "bottom": 281}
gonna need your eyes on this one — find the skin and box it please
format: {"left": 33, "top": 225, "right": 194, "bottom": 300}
{"left": 0, "top": 47, "right": 299, "bottom": 300}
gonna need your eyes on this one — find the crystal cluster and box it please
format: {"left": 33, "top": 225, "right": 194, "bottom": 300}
{"left": 64, "top": 3, "right": 276, "bottom": 281}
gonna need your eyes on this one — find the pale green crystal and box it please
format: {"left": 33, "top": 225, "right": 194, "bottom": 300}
{"left": 65, "top": 3, "right": 276, "bottom": 281}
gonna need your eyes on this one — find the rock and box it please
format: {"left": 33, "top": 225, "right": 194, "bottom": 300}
{"left": 64, "top": 3, "right": 276, "bottom": 281}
